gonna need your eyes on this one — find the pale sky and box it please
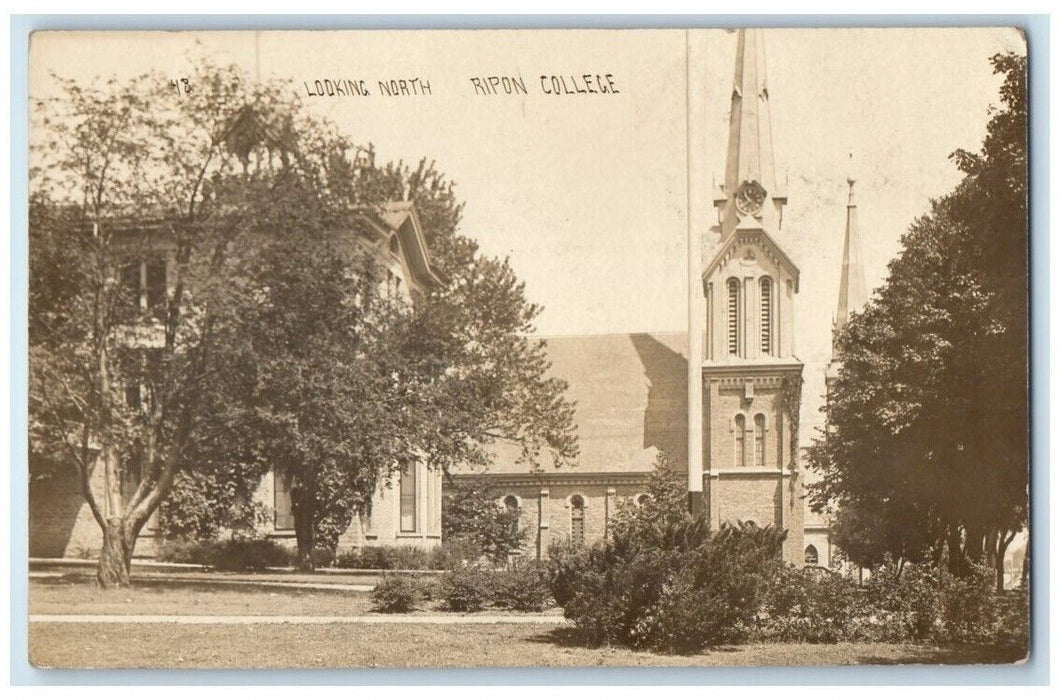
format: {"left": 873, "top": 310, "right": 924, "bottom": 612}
{"left": 29, "top": 27, "right": 1026, "bottom": 437}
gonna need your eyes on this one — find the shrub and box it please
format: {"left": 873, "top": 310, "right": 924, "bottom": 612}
{"left": 548, "top": 516, "right": 785, "bottom": 652}
{"left": 334, "top": 545, "right": 431, "bottom": 570}
{"left": 440, "top": 566, "right": 495, "bottom": 612}
{"left": 371, "top": 574, "right": 424, "bottom": 613}
{"left": 939, "top": 563, "right": 1003, "bottom": 644}
{"left": 762, "top": 565, "right": 862, "bottom": 643}
{"left": 491, "top": 563, "right": 553, "bottom": 612}
{"left": 860, "top": 562, "right": 942, "bottom": 642}
{"left": 158, "top": 537, "right": 293, "bottom": 571}
{"left": 428, "top": 538, "right": 486, "bottom": 570}
{"left": 442, "top": 478, "right": 527, "bottom": 562}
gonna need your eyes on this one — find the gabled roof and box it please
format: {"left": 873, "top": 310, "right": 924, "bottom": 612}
{"left": 702, "top": 223, "right": 801, "bottom": 292}
{"left": 453, "top": 332, "right": 690, "bottom": 475}
{"left": 358, "top": 200, "right": 444, "bottom": 289}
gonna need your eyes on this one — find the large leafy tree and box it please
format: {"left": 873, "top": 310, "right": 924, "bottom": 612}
{"left": 808, "top": 52, "right": 1028, "bottom": 588}
{"left": 28, "top": 59, "right": 392, "bottom": 586}
{"left": 30, "top": 57, "right": 580, "bottom": 581}
{"left": 175, "top": 153, "right": 580, "bottom": 570}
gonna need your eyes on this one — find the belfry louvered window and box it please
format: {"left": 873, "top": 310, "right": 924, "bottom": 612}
{"left": 727, "top": 278, "right": 740, "bottom": 356}
{"left": 734, "top": 414, "right": 747, "bottom": 466}
{"left": 760, "top": 277, "right": 773, "bottom": 355}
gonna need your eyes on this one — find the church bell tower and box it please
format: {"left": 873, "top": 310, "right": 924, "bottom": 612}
{"left": 690, "top": 29, "right": 805, "bottom": 564}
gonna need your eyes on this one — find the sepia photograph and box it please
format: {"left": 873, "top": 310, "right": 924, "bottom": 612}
{"left": 24, "top": 25, "right": 1030, "bottom": 671}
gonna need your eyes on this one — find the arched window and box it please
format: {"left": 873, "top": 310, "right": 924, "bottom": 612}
{"left": 760, "top": 277, "right": 773, "bottom": 355}
{"left": 635, "top": 493, "right": 651, "bottom": 507}
{"left": 399, "top": 460, "right": 418, "bottom": 533}
{"left": 804, "top": 545, "right": 819, "bottom": 566}
{"left": 503, "top": 495, "right": 520, "bottom": 511}
{"left": 734, "top": 414, "right": 747, "bottom": 466}
{"left": 727, "top": 278, "right": 741, "bottom": 356}
{"left": 754, "top": 414, "right": 766, "bottom": 467}
{"left": 389, "top": 234, "right": 400, "bottom": 255}
{"left": 570, "top": 494, "right": 586, "bottom": 547}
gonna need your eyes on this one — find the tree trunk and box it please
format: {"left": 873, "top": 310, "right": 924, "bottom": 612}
{"left": 1021, "top": 536, "right": 1030, "bottom": 589}
{"left": 97, "top": 518, "right": 135, "bottom": 588}
{"left": 994, "top": 536, "right": 1009, "bottom": 592}
{"left": 292, "top": 490, "right": 316, "bottom": 573}
{"left": 946, "top": 527, "right": 964, "bottom": 576}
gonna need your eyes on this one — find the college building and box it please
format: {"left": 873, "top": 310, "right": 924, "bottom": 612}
{"left": 30, "top": 29, "right": 865, "bottom": 568}
{"left": 453, "top": 28, "right": 866, "bottom": 568}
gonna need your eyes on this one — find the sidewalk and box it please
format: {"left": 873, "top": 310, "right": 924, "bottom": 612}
{"left": 30, "top": 613, "right": 569, "bottom": 625}
{"left": 30, "top": 571, "right": 375, "bottom": 592}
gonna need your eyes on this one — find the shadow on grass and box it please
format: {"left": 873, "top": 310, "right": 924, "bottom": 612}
{"left": 522, "top": 627, "right": 742, "bottom": 657}
{"left": 523, "top": 625, "right": 1027, "bottom": 665}
{"left": 856, "top": 643, "right": 1029, "bottom": 666}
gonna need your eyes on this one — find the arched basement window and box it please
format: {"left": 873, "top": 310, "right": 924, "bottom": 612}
{"left": 754, "top": 414, "right": 766, "bottom": 467}
{"left": 570, "top": 494, "right": 586, "bottom": 547}
{"left": 760, "top": 277, "right": 773, "bottom": 355}
{"left": 805, "top": 545, "right": 819, "bottom": 566}
{"left": 734, "top": 414, "right": 747, "bottom": 467}
{"left": 727, "top": 278, "right": 741, "bottom": 356}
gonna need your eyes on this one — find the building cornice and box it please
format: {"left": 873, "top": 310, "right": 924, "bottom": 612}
{"left": 452, "top": 471, "right": 653, "bottom": 488}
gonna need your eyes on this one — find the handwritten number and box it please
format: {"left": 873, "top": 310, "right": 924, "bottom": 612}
{"left": 170, "top": 78, "right": 193, "bottom": 96}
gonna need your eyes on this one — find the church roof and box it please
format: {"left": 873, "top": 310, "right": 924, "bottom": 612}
{"left": 455, "top": 332, "right": 690, "bottom": 476}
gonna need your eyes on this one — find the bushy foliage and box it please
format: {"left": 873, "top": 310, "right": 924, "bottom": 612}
{"left": 491, "top": 562, "right": 553, "bottom": 612}
{"left": 808, "top": 52, "right": 1028, "bottom": 584}
{"left": 938, "top": 563, "right": 1006, "bottom": 644}
{"left": 860, "top": 563, "right": 942, "bottom": 642}
{"left": 439, "top": 566, "right": 496, "bottom": 612}
{"left": 157, "top": 537, "right": 293, "bottom": 572}
{"left": 756, "top": 560, "right": 1028, "bottom": 649}
{"left": 335, "top": 545, "right": 432, "bottom": 571}
{"left": 441, "top": 477, "right": 528, "bottom": 562}
{"left": 427, "top": 539, "right": 486, "bottom": 570}
{"left": 333, "top": 542, "right": 480, "bottom": 571}
{"left": 549, "top": 516, "right": 785, "bottom": 652}
{"left": 371, "top": 573, "right": 424, "bottom": 613}
{"left": 545, "top": 456, "right": 786, "bottom": 652}
{"left": 762, "top": 566, "right": 863, "bottom": 643}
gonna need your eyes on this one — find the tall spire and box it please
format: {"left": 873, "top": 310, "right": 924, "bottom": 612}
{"left": 833, "top": 177, "right": 867, "bottom": 350}
{"left": 716, "top": 28, "right": 786, "bottom": 235}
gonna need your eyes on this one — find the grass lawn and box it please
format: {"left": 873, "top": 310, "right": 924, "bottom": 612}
{"left": 29, "top": 623, "right": 1028, "bottom": 669}
{"left": 29, "top": 578, "right": 558, "bottom": 617}
{"left": 27, "top": 580, "right": 1028, "bottom": 669}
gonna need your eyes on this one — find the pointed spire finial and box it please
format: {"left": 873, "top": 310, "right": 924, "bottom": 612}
{"left": 833, "top": 169, "right": 867, "bottom": 353}
{"left": 718, "top": 28, "right": 786, "bottom": 236}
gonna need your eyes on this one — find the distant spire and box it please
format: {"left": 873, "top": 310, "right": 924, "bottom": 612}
{"left": 717, "top": 28, "right": 786, "bottom": 235}
{"left": 833, "top": 177, "right": 867, "bottom": 350}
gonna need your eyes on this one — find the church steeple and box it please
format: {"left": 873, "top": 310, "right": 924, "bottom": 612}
{"left": 832, "top": 177, "right": 867, "bottom": 352}
{"left": 715, "top": 28, "right": 787, "bottom": 236}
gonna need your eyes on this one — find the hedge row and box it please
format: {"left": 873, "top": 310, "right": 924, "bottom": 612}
{"left": 157, "top": 540, "right": 483, "bottom": 572}
{"left": 372, "top": 564, "right": 553, "bottom": 613}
